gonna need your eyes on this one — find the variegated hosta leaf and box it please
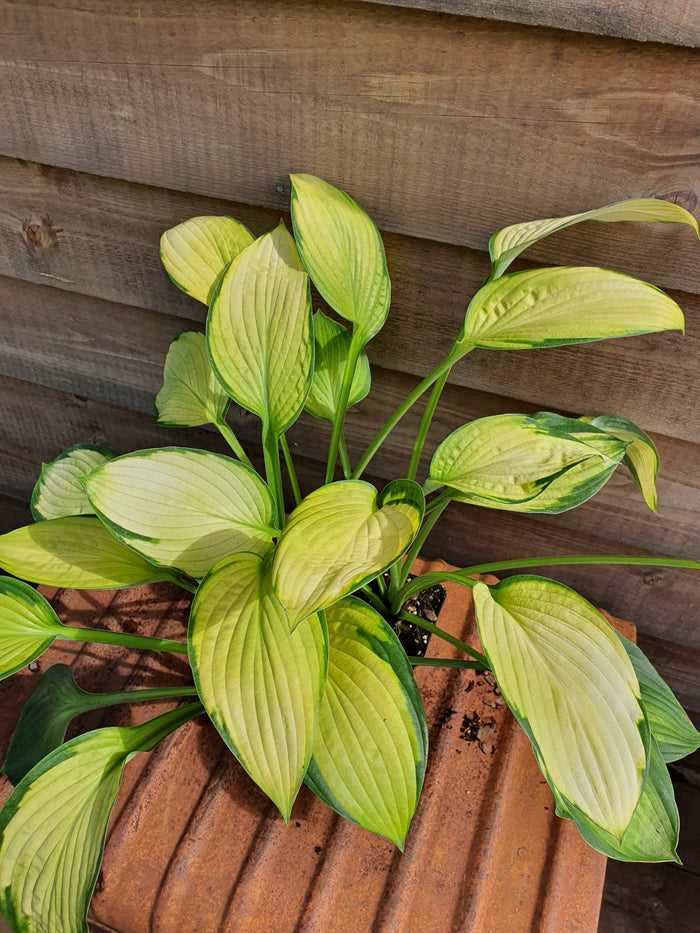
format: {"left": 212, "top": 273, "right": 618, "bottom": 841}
{"left": 0, "top": 517, "right": 177, "bottom": 589}
{"left": 619, "top": 634, "right": 700, "bottom": 763}
{"left": 273, "top": 480, "right": 424, "bottom": 629}
{"left": 305, "top": 597, "right": 427, "bottom": 849}
{"left": 305, "top": 311, "right": 371, "bottom": 421}
{"left": 160, "top": 215, "right": 254, "bottom": 305}
{"left": 0, "top": 578, "right": 66, "bottom": 683}
{"left": 155, "top": 330, "right": 231, "bottom": 428}
{"left": 467, "top": 456, "right": 619, "bottom": 514}
{"left": 208, "top": 223, "right": 313, "bottom": 438}
{"left": 427, "top": 413, "right": 627, "bottom": 513}
{"left": 457, "top": 266, "right": 684, "bottom": 350}
{"left": 290, "top": 174, "right": 391, "bottom": 345}
{"left": 30, "top": 444, "right": 117, "bottom": 521}
{"left": 83, "top": 448, "right": 277, "bottom": 579}
{"left": 473, "top": 576, "right": 647, "bottom": 838}
{"left": 0, "top": 703, "right": 201, "bottom": 933}
{"left": 489, "top": 198, "right": 699, "bottom": 279}
{"left": 580, "top": 414, "right": 659, "bottom": 512}
{"left": 542, "top": 736, "right": 679, "bottom": 863}
{"left": 189, "top": 553, "right": 327, "bottom": 820}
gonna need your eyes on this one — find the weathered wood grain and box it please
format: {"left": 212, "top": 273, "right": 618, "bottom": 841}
{"left": 3, "top": 158, "right": 698, "bottom": 304}
{"left": 2, "top": 197, "right": 699, "bottom": 445}
{"left": 0, "top": 493, "right": 31, "bottom": 533}
{"left": 356, "top": 0, "right": 700, "bottom": 49}
{"left": 2, "top": 277, "right": 699, "bottom": 558}
{"left": 1, "top": 373, "right": 698, "bottom": 650}
{"left": 0, "top": 1, "right": 697, "bottom": 274}
{"left": 636, "top": 635, "right": 700, "bottom": 713}
{"left": 600, "top": 782, "right": 700, "bottom": 933}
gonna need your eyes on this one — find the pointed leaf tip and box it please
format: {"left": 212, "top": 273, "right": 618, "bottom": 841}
{"left": 305, "top": 597, "right": 427, "bottom": 848}
{"left": 489, "top": 198, "right": 699, "bottom": 279}
{"left": 460, "top": 267, "right": 685, "bottom": 351}
{"left": 474, "top": 576, "right": 646, "bottom": 838}
{"left": 290, "top": 174, "right": 390, "bottom": 345}
{"left": 207, "top": 224, "right": 313, "bottom": 438}
{"left": 580, "top": 415, "right": 659, "bottom": 513}
{"left": 189, "top": 553, "right": 327, "bottom": 818}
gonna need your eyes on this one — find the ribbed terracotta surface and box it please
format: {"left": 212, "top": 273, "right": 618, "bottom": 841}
{"left": 0, "top": 559, "right": 635, "bottom": 932}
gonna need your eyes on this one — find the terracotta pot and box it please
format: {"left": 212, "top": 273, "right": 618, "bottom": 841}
{"left": 0, "top": 559, "right": 633, "bottom": 932}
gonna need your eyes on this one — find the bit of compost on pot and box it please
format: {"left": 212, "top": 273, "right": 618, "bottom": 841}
{"left": 481, "top": 672, "right": 505, "bottom": 708}
{"left": 460, "top": 711, "right": 498, "bottom": 755}
{"left": 437, "top": 706, "right": 458, "bottom": 727}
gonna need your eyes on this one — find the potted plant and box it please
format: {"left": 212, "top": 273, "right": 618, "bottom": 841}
{"left": 0, "top": 175, "right": 698, "bottom": 932}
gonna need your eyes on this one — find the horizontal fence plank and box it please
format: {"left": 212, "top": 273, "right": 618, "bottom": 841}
{"left": 356, "top": 1, "right": 700, "bottom": 49}
{"left": 1, "top": 161, "right": 698, "bottom": 445}
{"left": 0, "top": 493, "right": 32, "bottom": 533}
{"left": 0, "top": 1, "right": 697, "bottom": 285}
{"left": 2, "top": 158, "right": 697, "bottom": 313}
{"left": 636, "top": 634, "right": 700, "bottom": 713}
{"left": 0, "top": 374, "right": 258, "bottom": 501}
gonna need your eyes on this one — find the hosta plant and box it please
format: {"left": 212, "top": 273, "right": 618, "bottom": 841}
{"left": 1, "top": 175, "right": 699, "bottom": 932}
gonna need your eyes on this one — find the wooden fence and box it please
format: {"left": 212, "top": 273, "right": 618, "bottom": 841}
{"left": 0, "top": 0, "right": 698, "bottom": 709}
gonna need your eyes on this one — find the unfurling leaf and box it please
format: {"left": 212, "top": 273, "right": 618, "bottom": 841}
{"left": 489, "top": 198, "right": 699, "bottom": 279}
{"left": 305, "top": 312, "right": 371, "bottom": 421}
{"left": 580, "top": 414, "right": 659, "bottom": 512}
{"left": 0, "top": 517, "right": 177, "bottom": 589}
{"left": 208, "top": 223, "right": 313, "bottom": 438}
{"left": 0, "top": 704, "right": 201, "bottom": 933}
{"left": 305, "top": 597, "right": 427, "bottom": 849}
{"left": 473, "top": 576, "right": 647, "bottom": 839}
{"left": 31, "top": 444, "right": 117, "bottom": 521}
{"left": 273, "top": 479, "right": 424, "bottom": 629}
{"left": 290, "top": 173, "right": 390, "bottom": 345}
{"left": 83, "top": 448, "right": 277, "bottom": 579}
{"left": 427, "top": 412, "right": 627, "bottom": 513}
{"left": 189, "top": 553, "right": 327, "bottom": 820}
{"left": 458, "top": 267, "right": 684, "bottom": 350}
{"left": 160, "top": 215, "right": 254, "bottom": 305}
{"left": 155, "top": 330, "right": 231, "bottom": 428}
